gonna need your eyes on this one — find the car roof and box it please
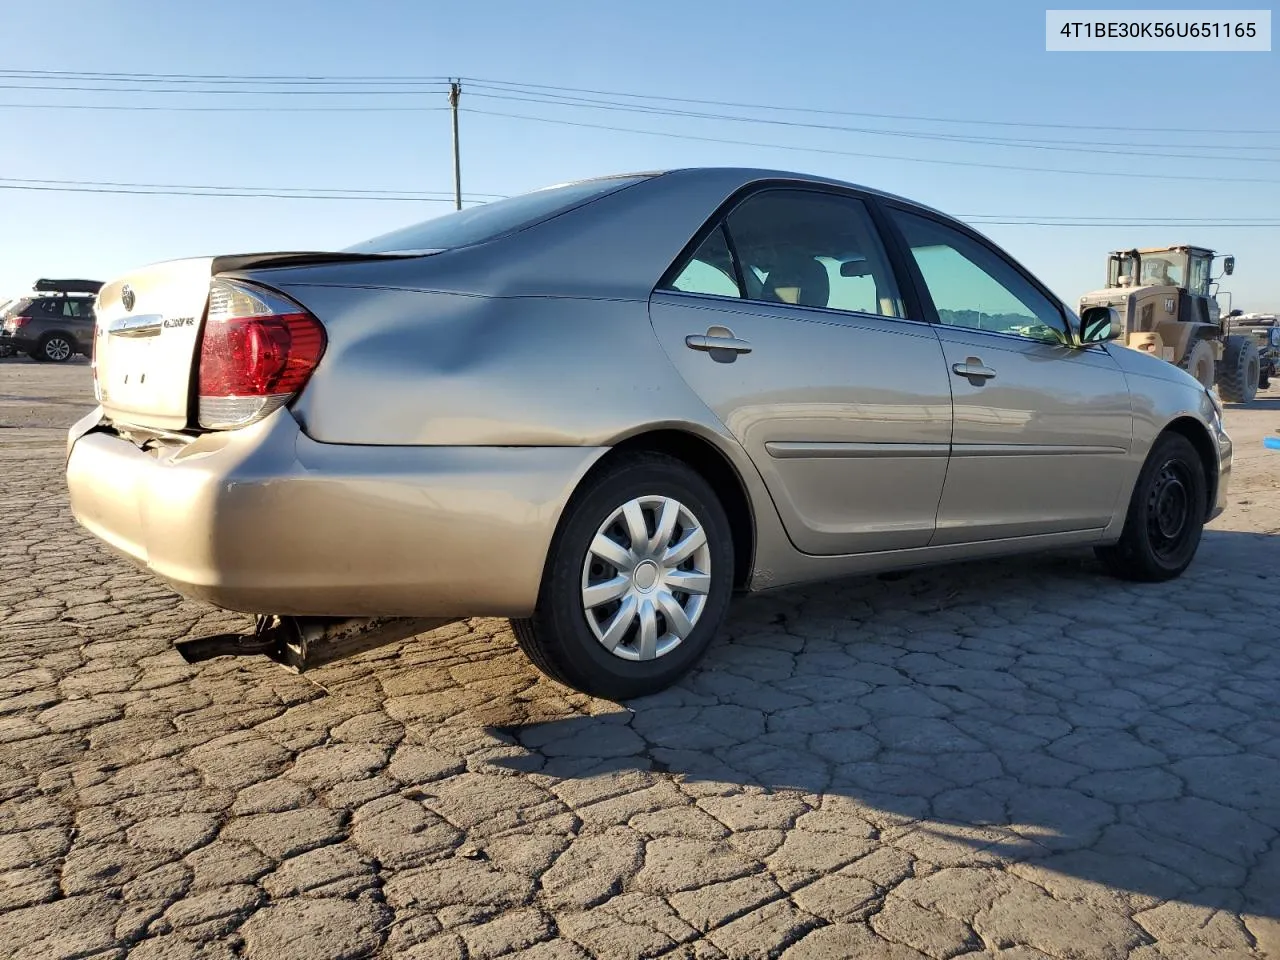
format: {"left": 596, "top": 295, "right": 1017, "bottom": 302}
{"left": 577, "top": 167, "right": 953, "bottom": 219}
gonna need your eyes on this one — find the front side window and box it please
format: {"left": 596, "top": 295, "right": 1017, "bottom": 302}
{"left": 661, "top": 188, "right": 904, "bottom": 319}
{"left": 892, "top": 210, "right": 1069, "bottom": 344}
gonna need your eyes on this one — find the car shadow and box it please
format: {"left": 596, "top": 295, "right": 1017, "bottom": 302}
{"left": 1226, "top": 396, "right": 1280, "bottom": 412}
{"left": 482, "top": 532, "right": 1280, "bottom": 918}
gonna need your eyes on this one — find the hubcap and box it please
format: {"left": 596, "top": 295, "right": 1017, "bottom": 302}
{"left": 581, "top": 495, "right": 712, "bottom": 662}
{"left": 1147, "top": 460, "right": 1192, "bottom": 559}
{"left": 46, "top": 339, "right": 70, "bottom": 361}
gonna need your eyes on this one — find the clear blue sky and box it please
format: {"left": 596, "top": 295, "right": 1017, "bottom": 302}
{"left": 1, "top": 0, "right": 1277, "bottom": 311}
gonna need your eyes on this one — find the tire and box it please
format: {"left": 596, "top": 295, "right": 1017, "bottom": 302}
{"left": 511, "top": 452, "right": 735, "bottom": 700}
{"left": 1177, "top": 338, "right": 1215, "bottom": 389}
{"left": 34, "top": 334, "right": 73, "bottom": 363}
{"left": 1217, "top": 334, "right": 1259, "bottom": 404}
{"left": 1095, "top": 432, "right": 1207, "bottom": 582}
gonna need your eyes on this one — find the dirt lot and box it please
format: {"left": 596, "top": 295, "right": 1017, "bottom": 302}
{"left": 1, "top": 358, "right": 1277, "bottom": 960}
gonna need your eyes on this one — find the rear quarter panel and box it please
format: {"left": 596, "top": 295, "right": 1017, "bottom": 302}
{"left": 285, "top": 289, "right": 735, "bottom": 448}
{"left": 280, "top": 284, "right": 803, "bottom": 588}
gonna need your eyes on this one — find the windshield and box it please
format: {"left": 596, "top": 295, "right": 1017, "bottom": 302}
{"left": 344, "top": 175, "right": 652, "bottom": 254}
{"left": 1139, "top": 252, "right": 1187, "bottom": 287}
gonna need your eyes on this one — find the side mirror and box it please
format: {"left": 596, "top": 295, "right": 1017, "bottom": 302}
{"left": 1080, "top": 305, "right": 1122, "bottom": 344}
{"left": 1229, "top": 308, "right": 1243, "bottom": 317}
{"left": 1223, "top": 256, "right": 1235, "bottom": 276}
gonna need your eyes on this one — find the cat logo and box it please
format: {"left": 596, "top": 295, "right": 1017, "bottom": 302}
{"left": 1164, "top": 297, "right": 1176, "bottom": 314}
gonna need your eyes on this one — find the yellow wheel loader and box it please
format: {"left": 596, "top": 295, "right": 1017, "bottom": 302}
{"left": 1078, "top": 246, "right": 1259, "bottom": 403}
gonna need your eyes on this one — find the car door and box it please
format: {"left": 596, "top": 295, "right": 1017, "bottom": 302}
{"left": 883, "top": 205, "right": 1132, "bottom": 546}
{"left": 648, "top": 186, "right": 954, "bottom": 556}
{"left": 63, "top": 298, "right": 94, "bottom": 353}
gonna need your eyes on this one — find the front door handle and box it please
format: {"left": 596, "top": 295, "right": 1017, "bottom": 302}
{"left": 952, "top": 358, "right": 996, "bottom": 380}
{"left": 686, "top": 333, "right": 752, "bottom": 354}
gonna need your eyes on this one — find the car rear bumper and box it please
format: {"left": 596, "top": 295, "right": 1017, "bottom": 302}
{"left": 0, "top": 331, "right": 36, "bottom": 351}
{"left": 66, "top": 406, "right": 607, "bottom": 617}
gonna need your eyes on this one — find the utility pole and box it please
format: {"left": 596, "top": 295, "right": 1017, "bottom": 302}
{"left": 448, "top": 80, "right": 462, "bottom": 210}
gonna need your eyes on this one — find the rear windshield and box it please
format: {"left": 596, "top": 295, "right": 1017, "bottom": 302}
{"left": 345, "top": 175, "right": 652, "bottom": 254}
{"left": 0, "top": 298, "right": 32, "bottom": 318}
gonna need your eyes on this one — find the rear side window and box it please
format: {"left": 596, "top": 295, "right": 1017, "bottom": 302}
{"left": 661, "top": 188, "right": 905, "bottom": 319}
{"left": 346, "top": 175, "right": 652, "bottom": 254}
{"left": 668, "top": 226, "right": 740, "bottom": 298}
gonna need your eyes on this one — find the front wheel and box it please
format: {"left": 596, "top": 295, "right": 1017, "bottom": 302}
{"left": 1095, "top": 432, "right": 1207, "bottom": 582}
{"left": 512, "top": 452, "right": 735, "bottom": 700}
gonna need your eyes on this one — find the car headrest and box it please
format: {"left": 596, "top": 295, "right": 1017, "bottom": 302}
{"left": 762, "top": 257, "right": 829, "bottom": 309}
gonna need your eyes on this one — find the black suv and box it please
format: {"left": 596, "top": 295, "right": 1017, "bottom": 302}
{"left": 0, "top": 279, "right": 102, "bottom": 362}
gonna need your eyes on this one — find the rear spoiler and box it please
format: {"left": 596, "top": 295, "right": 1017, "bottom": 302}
{"left": 210, "top": 250, "right": 429, "bottom": 274}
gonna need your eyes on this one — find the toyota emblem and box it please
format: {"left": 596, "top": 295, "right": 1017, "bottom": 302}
{"left": 121, "top": 285, "right": 135, "bottom": 312}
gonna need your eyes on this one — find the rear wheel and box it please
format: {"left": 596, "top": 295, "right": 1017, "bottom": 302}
{"left": 33, "top": 334, "right": 73, "bottom": 363}
{"left": 512, "top": 452, "right": 734, "bottom": 700}
{"left": 1217, "top": 334, "right": 1259, "bottom": 404}
{"left": 1178, "top": 338, "right": 1215, "bottom": 389}
{"left": 1095, "top": 432, "right": 1207, "bottom": 582}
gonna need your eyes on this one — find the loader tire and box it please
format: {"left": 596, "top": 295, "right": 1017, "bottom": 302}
{"left": 1178, "top": 339, "right": 1216, "bottom": 389}
{"left": 1217, "top": 335, "right": 1259, "bottom": 404}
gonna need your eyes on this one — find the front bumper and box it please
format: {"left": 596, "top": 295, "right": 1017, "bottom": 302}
{"left": 1209, "top": 415, "right": 1232, "bottom": 523}
{"left": 66, "top": 406, "right": 607, "bottom": 617}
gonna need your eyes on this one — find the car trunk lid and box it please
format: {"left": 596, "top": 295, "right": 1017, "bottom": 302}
{"left": 94, "top": 251, "right": 422, "bottom": 431}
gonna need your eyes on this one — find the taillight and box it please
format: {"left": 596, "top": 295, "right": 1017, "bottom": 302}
{"left": 91, "top": 324, "right": 101, "bottom": 401}
{"left": 197, "top": 278, "right": 326, "bottom": 429}
{"left": 9, "top": 316, "right": 31, "bottom": 329}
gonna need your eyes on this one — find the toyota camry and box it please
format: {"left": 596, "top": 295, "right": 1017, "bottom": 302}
{"left": 66, "top": 168, "right": 1231, "bottom": 698}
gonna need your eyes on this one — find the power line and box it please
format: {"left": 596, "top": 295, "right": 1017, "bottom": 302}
{"left": 6, "top": 80, "right": 1274, "bottom": 165}
{"left": 462, "top": 107, "right": 1280, "bottom": 185}
{"left": 461, "top": 82, "right": 1280, "bottom": 152}
{"left": 2, "top": 175, "right": 1275, "bottom": 226}
{"left": 968, "top": 220, "right": 1280, "bottom": 227}
{"left": 0, "top": 69, "right": 452, "bottom": 83}
{"left": 0, "top": 102, "right": 448, "bottom": 113}
{"left": 0, "top": 175, "right": 505, "bottom": 199}
{"left": 960, "top": 214, "right": 1280, "bottom": 222}
{"left": 461, "top": 76, "right": 1280, "bottom": 138}
{"left": 0, "top": 183, "right": 481, "bottom": 202}
{"left": 461, "top": 88, "right": 1280, "bottom": 165}
{"left": 5, "top": 68, "right": 1278, "bottom": 137}
{"left": 0, "top": 82, "right": 450, "bottom": 96}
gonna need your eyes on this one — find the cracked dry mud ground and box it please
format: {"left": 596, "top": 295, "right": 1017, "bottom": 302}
{"left": 1, "top": 360, "right": 1278, "bottom": 960}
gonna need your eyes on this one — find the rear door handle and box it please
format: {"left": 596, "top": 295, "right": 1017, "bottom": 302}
{"left": 952, "top": 358, "right": 996, "bottom": 380}
{"left": 686, "top": 334, "right": 752, "bottom": 354}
